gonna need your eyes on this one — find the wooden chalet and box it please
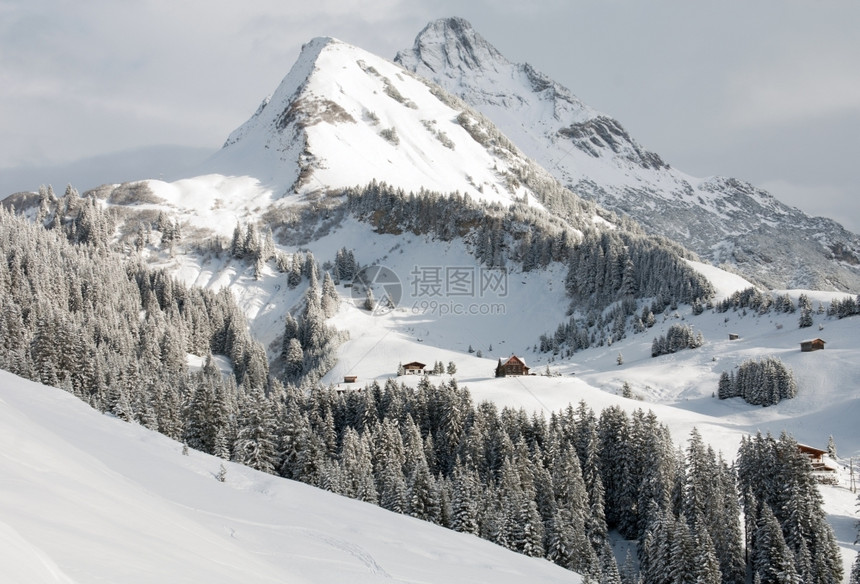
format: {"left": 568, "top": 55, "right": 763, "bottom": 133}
{"left": 343, "top": 375, "right": 358, "bottom": 383}
{"left": 495, "top": 355, "right": 530, "bottom": 377}
{"left": 800, "top": 338, "right": 826, "bottom": 352}
{"left": 797, "top": 443, "right": 835, "bottom": 473}
{"left": 403, "top": 361, "right": 426, "bottom": 375}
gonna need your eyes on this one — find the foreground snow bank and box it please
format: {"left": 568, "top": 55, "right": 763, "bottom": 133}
{"left": 0, "top": 370, "right": 580, "bottom": 584}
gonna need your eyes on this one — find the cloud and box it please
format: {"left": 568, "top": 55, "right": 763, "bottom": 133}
{"left": 725, "top": 50, "right": 860, "bottom": 128}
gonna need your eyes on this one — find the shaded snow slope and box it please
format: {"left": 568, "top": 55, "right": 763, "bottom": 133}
{"left": 396, "top": 18, "right": 860, "bottom": 293}
{"left": 0, "top": 371, "right": 581, "bottom": 584}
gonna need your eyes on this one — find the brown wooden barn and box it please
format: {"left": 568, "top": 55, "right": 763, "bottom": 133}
{"left": 495, "top": 355, "right": 530, "bottom": 377}
{"left": 800, "top": 338, "right": 826, "bottom": 352}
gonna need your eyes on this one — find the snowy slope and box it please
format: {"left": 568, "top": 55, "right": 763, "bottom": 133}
{"left": 320, "top": 254, "right": 860, "bottom": 462}
{"left": 312, "top": 261, "right": 860, "bottom": 576}
{"left": 0, "top": 371, "right": 582, "bottom": 584}
{"left": 103, "top": 33, "right": 623, "bottom": 241}
{"left": 2, "top": 244, "right": 858, "bottom": 581}
{"left": 182, "top": 36, "right": 570, "bottom": 230}
{"left": 162, "top": 228, "right": 860, "bottom": 573}
{"left": 395, "top": 18, "right": 860, "bottom": 293}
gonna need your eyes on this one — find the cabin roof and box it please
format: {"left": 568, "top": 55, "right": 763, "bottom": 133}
{"left": 500, "top": 355, "right": 528, "bottom": 368}
{"left": 797, "top": 443, "right": 828, "bottom": 456}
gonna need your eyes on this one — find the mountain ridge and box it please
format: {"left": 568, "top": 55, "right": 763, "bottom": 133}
{"left": 395, "top": 17, "right": 860, "bottom": 293}
{"left": 110, "top": 32, "right": 647, "bottom": 247}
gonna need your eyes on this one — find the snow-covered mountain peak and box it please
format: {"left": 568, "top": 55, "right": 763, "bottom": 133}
{"left": 222, "top": 36, "right": 338, "bottom": 150}
{"left": 397, "top": 19, "right": 860, "bottom": 293}
{"left": 398, "top": 17, "right": 507, "bottom": 75}
{"left": 397, "top": 18, "right": 592, "bottom": 120}
{"left": 191, "top": 31, "right": 609, "bottom": 231}
{"left": 395, "top": 19, "right": 657, "bottom": 171}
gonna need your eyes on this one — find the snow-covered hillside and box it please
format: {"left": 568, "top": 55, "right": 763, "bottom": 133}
{"left": 0, "top": 371, "right": 582, "bottom": 584}
{"left": 396, "top": 18, "right": 860, "bottom": 293}
{"left": 318, "top": 252, "right": 860, "bottom": 460}
{"left": 311, "top": 262, "right": 860, "bottom": 576}
{"left": 2, "top": 255, "right": 858, "bottom": 581}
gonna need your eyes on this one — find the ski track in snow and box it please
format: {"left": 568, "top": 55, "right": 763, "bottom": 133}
{"left": 310, "top": 533, "right": 392, "bottom": 578}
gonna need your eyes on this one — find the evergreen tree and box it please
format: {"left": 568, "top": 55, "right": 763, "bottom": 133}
{"left": 407, "top": 456, "right": 441, "bottom": 523}
{"left": 849, "top": 551, "right": 860, "bottom": 584}
{"left": 739, "top": 432, "right": 843, "bottom": 584}
{"left": 281, "top": 313, "right": 300, "bottom": 356}
{"left": 450, "top": 462, "right": 480, "bottom": 534}
{"left": 340, "top": 428, "right": 378, "bottom": 504}
{"left": 720, "top": 357, "right": 797, "bottom": 406}
{"left": 754, "top": 504, "right": 801, "bottom": 584}
{"left": 363, "top": 286, "right": 375, "bottom": 311}
{"left": 284, "top": 338, "right": 304, "bottom": 381}
{"left": 320, "top": 271, "right": 340, "bottom": 318}
{"left": 798, "top": 307, "right": 813, "bottom": 328}
{"left": 232, "top": 388, "right": 278, "bottom": 474}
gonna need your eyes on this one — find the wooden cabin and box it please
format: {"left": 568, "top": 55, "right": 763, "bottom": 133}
{"left": 343, "top": 375, "right": 358, "bottom": 383}
{"left": 797, "top": 443, "right": 835, "bottom": 473}
{"left": 729, "top": 333, "right": 740, "bottom": 340}
{"left": 800, "top": 338, "right": 826, "bottom": 352}
{"left": 403, "top": 361, "right": 426, "bottom": 375}
{"left": 495, "top": 355, "right": 530, "bottom": 377}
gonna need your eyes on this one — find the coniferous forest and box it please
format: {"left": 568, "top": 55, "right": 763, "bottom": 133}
{"left": 717, "top": 357, "right": 798, "bottom": 407}
{"left": 650, "top": 323, "right": 704, "bottom": 357}
{"left": 0, "top": 191, "right": 847, "bottom": 583}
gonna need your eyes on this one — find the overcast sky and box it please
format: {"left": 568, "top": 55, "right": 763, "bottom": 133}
{"left": 2, "top": 0, "right": 858, "bottom": 231}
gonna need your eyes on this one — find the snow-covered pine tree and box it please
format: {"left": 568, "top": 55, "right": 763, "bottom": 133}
{"left": 407, "top": 456, "right": 441, "bottom": 524}
{"left": 321, "top": 271, "right": 340, "bottom": 317}
{"left": 850, "top": 551, "right": 860, "bottom": 584}
{"left": 340, "top": 427, "right": 379, "bottom": 504}
{"left": 284, "top": 338, "right": 304, "bottom": 381}
{"left": 232, "top": 387, "right": 278, "bottom": 475}
{"left": 363, "top": 286, "right": 375, "bottom": 311}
